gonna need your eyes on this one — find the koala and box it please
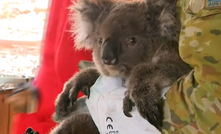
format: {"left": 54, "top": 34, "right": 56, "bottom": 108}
{"left": 54, "top": 0, "right": 191, "bottom": 132}
{"left": 50, "top": 96, "right": 99, "bottom": 134}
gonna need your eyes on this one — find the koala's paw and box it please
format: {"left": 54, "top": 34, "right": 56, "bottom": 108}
{"left": 55, "top": 68, "right": 99, "bottom": 119}
{"left": 123, "top": 87, "right": 162, "bottom": 130}
{"left": 123, "top": 93, "right": 135, "bottom": 117}
{"left": 55, "top": 82, "right": 73, "bottom": 119}
{"left": 123, "top": 68, "right": 163, "bottom": 130}
{"left": 55, "top": 79, "right": 90, "bottom": 118}
{"left": 134, "top": 96, "right": 162, "bottom": 130}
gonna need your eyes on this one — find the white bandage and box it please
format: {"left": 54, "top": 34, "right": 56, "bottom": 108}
{"left": 86, "top": 76, "right": 163, "bottom": 134}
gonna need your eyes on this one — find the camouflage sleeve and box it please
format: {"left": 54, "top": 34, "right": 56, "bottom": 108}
{"left": 176, "top": 0, "right": 182, "bottom": 8}
{"left": 162, "top": 0, "right": 221, "bottom": 133}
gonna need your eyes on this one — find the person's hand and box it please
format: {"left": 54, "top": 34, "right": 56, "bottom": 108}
{"left": 5, "top": 83, "right": 38, "bottom": 114}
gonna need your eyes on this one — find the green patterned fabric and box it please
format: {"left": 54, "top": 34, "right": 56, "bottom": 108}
{"left": 162, "top": 0, "right": 221, "bottom": 133}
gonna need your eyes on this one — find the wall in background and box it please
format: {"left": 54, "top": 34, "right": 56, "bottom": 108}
{"left": 0, "top": 0, "right": 50, "bottom": 77}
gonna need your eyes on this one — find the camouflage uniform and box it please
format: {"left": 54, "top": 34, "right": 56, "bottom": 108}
{"left": 162, "top": 0, "right": 221, "bottom": 133}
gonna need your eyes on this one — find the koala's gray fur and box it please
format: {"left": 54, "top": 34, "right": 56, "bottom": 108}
{"left": 50, "top": 96, "right": 99, "bottom": 134}
{"left": 50, "top": 114, "right": 99, "bottom": 134}
{"left": 52, "top": 96, "right": 90, "bottom": 123}
{"left": 52, "top": 0, "right": 191, "bottom": 133}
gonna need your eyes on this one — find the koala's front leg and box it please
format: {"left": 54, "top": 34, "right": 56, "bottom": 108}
{"left": 123, "top": 63, "right": 181, "bottom": 130}
{"left": 68, "top": 67, "right": 100, "bottom": 101}
{"left": 55, "top": 67, "right": 99, "bottom": 118}
{"left": 50, "top": 114, "right": 99, "bottom": 134}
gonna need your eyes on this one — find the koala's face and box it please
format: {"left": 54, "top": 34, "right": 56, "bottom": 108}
{"left": 93, "top": 5, "right": 156, "bottom": 77}
{"left": 71, "top": 0, "right": 179, "bottom": 77}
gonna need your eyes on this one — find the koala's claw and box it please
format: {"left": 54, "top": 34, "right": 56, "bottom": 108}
{"left": 123, "top": 95, "right": 135, "bottom": 117}
{"left": 69, "top": 89, "right": 79, "bottom": 105}
{"left": 81, "top": 86, "right": 90, "bottom": 99}
{"left": 137, "top": 103, "right": 162, "bottom": 130}
{"left": 87, "top": 87, "right": 90, "bottom": 99}
{"left": 55, "top": 90, "right": 71, "bottom": 117}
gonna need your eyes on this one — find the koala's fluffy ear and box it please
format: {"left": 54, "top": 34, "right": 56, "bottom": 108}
{"left": 146, "top": 0, "right": 180, "bottom": 41}
{"left": 70, "top": 0, "right": 114, "bottom": 50}
{"left": 159, "top": 0, "right": 180, "bottom": 41}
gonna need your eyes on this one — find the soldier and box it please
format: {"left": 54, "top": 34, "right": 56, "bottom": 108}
{"left": 162, "top": 0, "right": 221, "bottom": 133}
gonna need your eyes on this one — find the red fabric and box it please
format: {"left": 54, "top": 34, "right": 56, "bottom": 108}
{"left": 11, "top": 0, "right": 92, "bottom": 133}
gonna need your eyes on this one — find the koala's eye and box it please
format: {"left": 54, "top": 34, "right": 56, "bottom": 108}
{"left": 127, "top": 37, "right": 136, "bottom": 47}
{"left": 130, "top": 37, "right": 136, "bottom": 43}
{"left": 98, "top": 37, "right": 103, "bottom": 45}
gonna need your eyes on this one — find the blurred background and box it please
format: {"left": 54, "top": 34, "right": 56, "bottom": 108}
{"left": 0, "top": 0, "right": 50, "bottom": 77}
{"left": 0, "top": 1, "right": 50, "bottom": 134}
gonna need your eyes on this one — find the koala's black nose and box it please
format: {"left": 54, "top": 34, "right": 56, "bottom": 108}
{"left": 103, "top": 58, "right": 116, "bottom": 65}
{"left": 102, "top": 40, "right": 118, "bottom": 65}
{"left": 102, "top": 51, "right": 117, "bottom": 65}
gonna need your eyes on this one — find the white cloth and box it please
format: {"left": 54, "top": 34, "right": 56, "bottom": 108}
{"left": 85, "top": 76, "right": 163, "bottom": 134}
